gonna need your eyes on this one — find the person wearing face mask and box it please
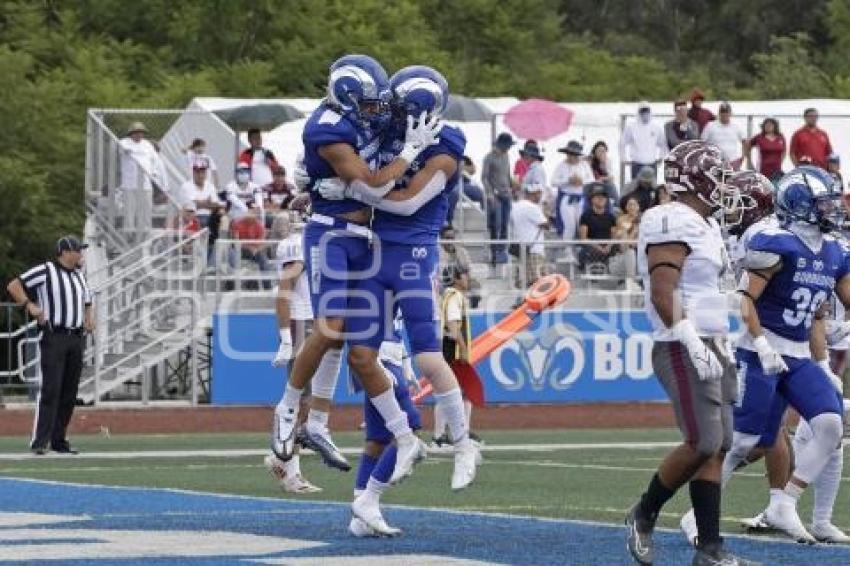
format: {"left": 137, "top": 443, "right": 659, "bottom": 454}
{"left": 222, "top": 163, "right": 264, "bottom": 222}
{"left": 619, "top": 101, "right": 667, "bottom": 181}
{"left": 7, "top": 236, "right": 94, "bottom": 455}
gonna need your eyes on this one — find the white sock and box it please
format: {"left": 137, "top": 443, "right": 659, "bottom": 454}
{"left": 284, "top": 454, "right": 301, "bottom": 477}
{"left": 783, "top": 481, "right": 804, "bottom": 503}
{"left": 307, "top": 409, "right": 329, "bottom": 435}
{"left": 280, "top": 383, "right": 303, "bottom": 414}
{"left": 433, "top": 405, "right": 447, "bottom": 439}
{"left": 364, "top": 476, "right": 388, "bottom": 504}
{"left": 369, "top": 389, "right": 412, "bottom": 438}
{"left": 312, "top": 349, "right": 341, "bottom": 399}
{"left": 464, "top": 400, "right": 473, "bottom": 430}
{"left": 353, "top": 488, "right": 364, "bottom": 498}
{"left": 812, "top": 446, "right": 843, "bottom": 525}
{"left": 769, "top": 488, "right": 784, "bottom": 506}
{"left": 434, "top": 388, "right": 468, "bottom": 444}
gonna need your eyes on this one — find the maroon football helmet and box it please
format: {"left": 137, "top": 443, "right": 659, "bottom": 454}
{"left": 663, "top": 140, "right": 735, "bottom": 212}
{"left": 725, "top": 171, "right": 774, "bottom": 236}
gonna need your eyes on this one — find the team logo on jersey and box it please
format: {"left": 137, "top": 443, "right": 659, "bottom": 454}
{"left": 490, "top": 324, "right": 582, "bottom": 391}
{"left": 798, "top": 257, "right": 807, "bottom": 269}
{"left": 813, "top": 259, "right": 824, "bottom": 271}
{"left": 412, "top": 247, "right": 428, "bottom": 259}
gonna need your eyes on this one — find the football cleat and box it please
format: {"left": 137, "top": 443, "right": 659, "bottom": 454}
{"left": 692, "top": 542, "right": 760, "bottom": 566}
{"left": 389, "top": 434, "right": 427, "bottom": 485}
{"left": 271, "top": 406, "right": 299, "bottom": 461}
{"left": 810, "top": 522, "right": 850, "bottom": 544}
{"left": 351, "top": 497, "right": 402, "bottom": 537}
{"left": 740, "top": 512, "right": 772, "bottom": 532}
{"left": 303, "top": 426, "right": 351, "bottom": 471}
{"left": 763, "top": 502, "right": 816, "bottom": 544}
{"left": 348, "top": 516, "right": 378, "bottom": 538}
{"left": 451, "top": 439, "right": 479, "bottom": 491}
{"left": 681, "top": 508, "right": 698, "bottom": 547}
{"left": 625, "top": 502, "right": 654, "bottom": 566}
{"left": 263, "top": 454, "right": 322, "bottom": 494}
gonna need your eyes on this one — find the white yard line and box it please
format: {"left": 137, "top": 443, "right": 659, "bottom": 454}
{"left": 0, "top": 442, "right": 679, "bottom": 462}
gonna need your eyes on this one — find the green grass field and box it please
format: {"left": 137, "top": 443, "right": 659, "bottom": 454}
{"left": 1, "top": 428, "right": 847, "bottom": 535}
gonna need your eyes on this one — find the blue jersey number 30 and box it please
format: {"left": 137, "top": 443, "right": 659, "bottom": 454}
{"left": 782, "top": 287, "right": 828, "bottom": 328}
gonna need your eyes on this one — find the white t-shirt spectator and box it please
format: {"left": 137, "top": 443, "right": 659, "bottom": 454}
{"left": 223, "top": 180, "right": 263, "bottom": 220}
{"left": 251, "top": 151, "right": 274, "bottom": 187}
{"left": 119, "top": 138, "right": 159, "bottom": 190}
{"left": 551, "top": 161, "right": 594, "bottom": 196}
{"left": 701, "top": 121, "right": 745, "bottom": 163}
{"left": 443, "top": 289, "right": 463, "bottom": 324}
{"left": 620, "top": 118, "right": 668, "bottom": 165}
{"left": 178, "top": 179, "right": 219, "bottom": 217}
{"left": 511, "top": 199, "right": 547, "bottom": 255}
{"left": 522, "top": 161, "right": 550, "bottom": 203}
{"left": 276, "top": 233, "right": 312, "bottom": 321}
{"left": 185, "top": 152, "right": 218, "bottom": 176}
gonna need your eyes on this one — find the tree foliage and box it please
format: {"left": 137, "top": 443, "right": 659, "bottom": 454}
{"left": 1, "top": 0, "right": 849, "bottom": 282}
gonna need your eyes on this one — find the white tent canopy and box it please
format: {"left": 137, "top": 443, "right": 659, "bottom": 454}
{"left": 163, "top": 97, "right": 850, "bottom": 191}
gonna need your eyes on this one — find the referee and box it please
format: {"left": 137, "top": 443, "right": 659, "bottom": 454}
{"left": 6, "top": 235, "right": 93, "bottom": 455}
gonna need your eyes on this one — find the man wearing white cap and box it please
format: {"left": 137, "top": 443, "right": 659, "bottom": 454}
{"left": 619, "top": 101, "right": 667, "bottom": 181}
{"left": 510, "top": 183, "right": 549, "bottom": 287}
{"left": 119, "top": 122, "right": 160, "bottom": 243}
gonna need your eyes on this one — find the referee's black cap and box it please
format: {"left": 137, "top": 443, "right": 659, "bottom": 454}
{"left": 56, "top": 235, "right": 88, "bottom": 255}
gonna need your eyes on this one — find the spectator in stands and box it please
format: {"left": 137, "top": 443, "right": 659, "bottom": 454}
{"left": 119, "top": 121, "right": 160, "bottom": 242}
{"left": 228, "top": 214, "right": 272, "bottom": 289}
{"left": 578, "top": 183, "right": 617, "bottom": 268}
{"left": 619, "top": 101, "right": 667, "bottom": 180}
{"left": 519, "top": 142, "right": 549, "bottom": 209}
{"left": 178, "top": 164, "right": 223, "bottom": 263}
{"left": 439, "top": 226, "right": 481, "bottom": 308}
{"left": 745, "top": 117, "right": 786, "bottom": 182}
{"left": 460, "top": 156, "right": 486, "bottom": 209}
{"left": 238, "top": 128, "right": 279, "bottom": 187}
{"left": 184, "top": 138, "right": 220, "bottom": 188}
{"left": 589, "top": 141, "right": 614, "bottom": 184}
{"left": 509, "top": 184, "right": 549, "bottom": 286}
{"left": 609, "top": 194, "right": 640, "bottom": 286}
{"left": 482, "top": 132, "right": 516, "bottom": 265}
{"left": 620, "top": 166, "right": 659, "bottom": 212}
{"left": 552, "top": 140, "right": 594, "bottom": 243}
{"left": 514, "top": 140, "right": 540, "bottom": 184}
{"left": 828, "top": 153, "right": 843, "bottom": 186}
{"left": 664, "top": 100, "right": 700, "bottom": 149}
{"left": 790, "top": 108, "right": 833, "bottom": 169}
{"left": 701, "top": 102, "right": 745, "bottom": 168}
{"left": 222, "top": 163, "right": 264, "bottom": 224}
{"left": 688, "top": 88, "right": 715, "bottom": 133}
{"left": 263, "top": 166, "right": 297, "bottom": 213}
{"left": 655, "top": 184, "right": 673, "bottom": 206}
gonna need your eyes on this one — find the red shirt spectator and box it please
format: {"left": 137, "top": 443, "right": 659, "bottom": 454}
{"left": 747, "top": 118, "right": 786, "bottom": 180}
{"left": 230, "top": 215, "right": 266, "bottom": 241}
{"left": 790, "top": 108, "right": 833, "bottom": 169}
{"left": 687, "top": 88, "right": 715, "bottom": 134}
{"left": 513, "top": 140, "right": 540, "bottom": 183}
{"left": 238, "top": 128, "right": 279, "bottom": 187}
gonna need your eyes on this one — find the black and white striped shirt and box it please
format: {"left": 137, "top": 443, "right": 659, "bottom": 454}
{"left": 19, "top": 262, "right": 92, "bottom": 329}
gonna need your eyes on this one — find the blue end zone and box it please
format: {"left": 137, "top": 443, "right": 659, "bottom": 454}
{"left": 0, "top": 478, "right": 848, "bottom": 565}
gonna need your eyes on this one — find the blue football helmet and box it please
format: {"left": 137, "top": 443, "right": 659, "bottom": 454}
{"left": 389, "top": 65, "right": 449, "bottom": 123}
{"left": 775, "top": 165, "right": 844, "bottom": 232}
{"left": 327, "top": 54, "right": 391, "bottom": 130}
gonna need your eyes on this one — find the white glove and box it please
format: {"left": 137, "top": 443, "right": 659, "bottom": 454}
{"left": 825, "top": 319, "right": 850, "bottom": 347}
{"left": 344, "top": 179, "right": 392, "bottom": 206}
{"left": 672, "top": 319, "right": 723, "bottom": 381}
{"left": 315, "top": 177, "right": 347, "bottom": 200}
{"left": 399, "top": 111, "right": 442, "bottom": 164}
{"left": 293, "top": 158, "right": 310, "bottom": 191}
{"left": 752, "top": 334, "right": 789, "bottom": 375}
{"left": 818, "top": 358, "right": 844, "bottom": 394}
{"left": 272, "top": 328, "right": 293, "bottom": 367}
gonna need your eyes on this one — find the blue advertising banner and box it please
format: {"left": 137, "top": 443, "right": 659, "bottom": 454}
{"left": 211, "top": 310, "right": 739, "bottom": 406}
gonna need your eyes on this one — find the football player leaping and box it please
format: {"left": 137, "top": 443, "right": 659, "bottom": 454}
{"left": 273, "top": 55, "right": 442, "bottom": 483}
{"left": 625, "top": 141, "right": 754, "bottom": 566}
{"left": 320, "top": 66, "right": 480, "bottom": 490}
{"left": 715, "top": 166, "right": 850, "bottom": 544}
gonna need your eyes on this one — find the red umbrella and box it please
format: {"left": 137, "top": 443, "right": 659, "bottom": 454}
{"left": 504, "top": 98, "right": 573, "bottom": 141}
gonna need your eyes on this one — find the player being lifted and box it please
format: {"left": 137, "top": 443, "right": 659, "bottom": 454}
{"left": 625, "top": 141, "right": 754, "bottom": 566}
{"left": 272, "top": 55, "right": 443, "bottom": 483}
{"left": 319, "top": 65, "right": 480, "bottom": 489}
{"left": 714, "top": 166, "right": 850, "bottom": 543}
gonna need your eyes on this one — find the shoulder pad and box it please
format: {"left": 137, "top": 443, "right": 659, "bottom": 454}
{"left": 303, "top": 107, "right": 357, "bottom": 147}
{"left": 639, "top": 204, "right": 705, "bottom": 248}
{"left": 742, "top": 248, "right": 782, "bottom": 271}
{"left": 438, "top": 125, "right": 467, "bottom": 158}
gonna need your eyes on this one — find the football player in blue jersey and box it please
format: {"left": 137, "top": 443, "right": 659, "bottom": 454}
{"left": 273, "top": 54, "right": 442, "bottom": 483}
{"left": 723, "top": 165, "right": 850, "bottom": 543}
{"left": 318, "top": 66, "right": 480, "bottom": 490}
